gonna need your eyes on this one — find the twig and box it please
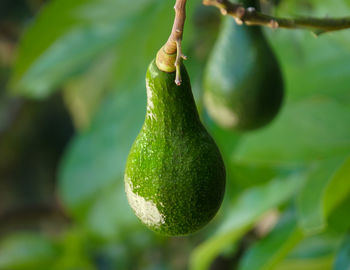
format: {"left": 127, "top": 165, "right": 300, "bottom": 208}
{"left": 156, "top": 0, "right": 188, "bottom": 85}
{"left": 203, "top": 0, "right": 350, "bottom": 35}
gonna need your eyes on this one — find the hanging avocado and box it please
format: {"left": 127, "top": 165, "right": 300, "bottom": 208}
{"left": 124, "top": 54, "right": 226, "bottom": 236}
{"left": 203, "top": 0, "right": 284, "bottom": 131}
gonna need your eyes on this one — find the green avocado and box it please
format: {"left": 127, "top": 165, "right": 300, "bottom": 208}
{"left": 203, "top": 0, "right": 284, "bottom": 131}
{"left": 124, "top": 60, "right": 226, "bottom": 236}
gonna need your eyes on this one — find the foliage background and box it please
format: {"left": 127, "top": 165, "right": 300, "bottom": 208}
{"left": 0, "top": 0, "right": 350, "bottom": 269}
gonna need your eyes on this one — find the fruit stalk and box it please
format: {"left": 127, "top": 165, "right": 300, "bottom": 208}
{"left": 156, "top": 0, "right": 188, "bottom": 85}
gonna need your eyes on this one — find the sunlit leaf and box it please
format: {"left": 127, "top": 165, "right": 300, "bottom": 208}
{"left": 63, "top": 50, "right": 117, "bottom": 130}
{"left": 297, "top": 156, "right": 350, "bottom": 235}
{"left": 10, "top": 0, "right": 166, "bottom": 98}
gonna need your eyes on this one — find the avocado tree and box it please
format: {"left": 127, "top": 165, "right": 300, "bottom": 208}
{"left": 1, "top": 0, "right": 350, "bottom": 269}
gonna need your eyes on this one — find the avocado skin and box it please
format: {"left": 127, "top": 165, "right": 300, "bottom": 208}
{"left": 124, "top": 60, "right": 226, "bottom": 236}
{"left": 204, "top": 17, "right": 284, "bottom": 131}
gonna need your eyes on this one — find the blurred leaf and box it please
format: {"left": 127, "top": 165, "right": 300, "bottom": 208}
{"left": 323, "top": 156, "right": 350, "bottom": 216}
{"left": 12, "top": 21, "right": 129, "bottom": 98}
{"left": 10, "top": 0, "right": 162, "bottom": 97}
{"left": 278, "top": 232, "right": 340, "bottom": 270}
{"left": 297, "top": 156, "right": 350, "bottom": 235}
{"left": 334, "top": 234, "right": 350, "bottom": 270}
{"left": 59, "top": 82, "right": 145, "bottom": 218}
{"left": 189, "top": 173, "right": 305, "bottom": 270}
{"left": 229, "top": 161, "right": 302, "bottom": 190}
{"left": 86, "top": 181, "right": 143, "bottom": 239}
{"left": 235, "top": 98, "right": 350, "bottom": 166}
{"left": 297, "top": 159, "right": 342, "bottom": 235}
{"left": 327, "top": 196, "right": 350, "bottom": 233}
{"left": 0, "top": 233, "right": 58, "bottom": 270}
{"left": 288, "top": 232, "right": 342, "bottom": 260}
{"left": 238, "top": 212, "right": 303, "bottom": 270}
{"left": 277, "top": 256, "right": 334, "bottom": 270}
{"left": 277, "top": 230, "right": 343, "bottom": 270}
{"left": 203, "top": 112, "right": 241, "bottom": 161}
{"left": 63, "top": 50, "right": 117, "bottom": 130}
{"left": 277, "top": 1, "right": 350, "bottom": 18}
{"left": 52, "top": 228, "right": 95, "bottom": 270}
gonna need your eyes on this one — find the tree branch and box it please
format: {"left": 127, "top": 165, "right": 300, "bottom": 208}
{"left": 156, "top": 0, "right": 188, "bottom": 85}
{"left": 203, "top": 0, "right": 350, "bottom": 35}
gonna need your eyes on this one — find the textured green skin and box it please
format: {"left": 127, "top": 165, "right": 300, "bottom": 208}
{"left": 203, "top": 15, "right": 284, "bottom": 131}
{"left": 124, "top": 60, "right": 226, "bottom": 236}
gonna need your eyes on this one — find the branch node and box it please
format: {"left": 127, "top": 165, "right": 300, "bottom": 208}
{"left": 220, "top": 8, "right": 228, "bottom": 15}
{"left": 270, "top": 20, "right": 279, "bottom": 29}
{"left": 235, "top": 18, "right": 244, "bottom": 25}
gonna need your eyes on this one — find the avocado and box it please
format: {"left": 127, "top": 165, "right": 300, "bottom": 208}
{"left": 124, "top": 60, "right": 226, "bottom": 236}
{"left": 203, "top": 0, "right": 284, "bottom": 131}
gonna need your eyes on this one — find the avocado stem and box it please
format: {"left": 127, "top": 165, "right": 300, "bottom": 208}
{"left": 174, "top": 39, "right": 187, "bottom": 85}
{"left": 156, "top": 0, "right": 188, "bottom": 85}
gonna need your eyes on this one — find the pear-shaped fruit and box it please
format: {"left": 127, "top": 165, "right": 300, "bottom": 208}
{"left": 203, "top": 1, "right": 284, "bottom": 131}
{"left": 124, "top": 60, "right": 226, "bottom": 236}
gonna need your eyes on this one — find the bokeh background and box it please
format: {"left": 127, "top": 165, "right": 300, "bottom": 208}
{"left": 1, "top": 0, "right": 350, "bottom": 269}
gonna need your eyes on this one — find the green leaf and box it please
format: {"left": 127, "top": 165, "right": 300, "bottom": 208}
{"left": 0, "top": 233, "right": 58, "bottom": 270}
{"left": 297, "top": 156, "right": 350, "bottom": 235}
{"left": 238, "top": 212, "right": 304, "bottom": 270}
{"left": 334, "top": 234, "right": 350, "bottom": 270}
{"left": 189, "top": 173, "right": 305, "bottom": 270}
{"left": 10, "top": 0, "right": 161, "bottom": 98}
{"left": 235, "top": 98, "right": 350, "bottom": 166}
